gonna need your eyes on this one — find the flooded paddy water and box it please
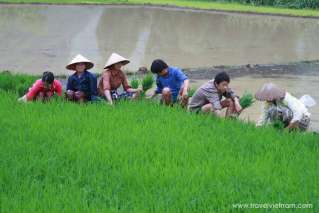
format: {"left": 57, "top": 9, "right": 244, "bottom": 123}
{"left": 0, "top": 4, "right": 319, "bottom": 73}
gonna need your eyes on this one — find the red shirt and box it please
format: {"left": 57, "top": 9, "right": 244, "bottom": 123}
{"left": 26, "top": 79, "right": 62, "bottom": 101}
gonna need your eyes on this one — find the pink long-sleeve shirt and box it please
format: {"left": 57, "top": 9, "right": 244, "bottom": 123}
{"left": 26, "top": 79, "right": 62, "bottom": 101}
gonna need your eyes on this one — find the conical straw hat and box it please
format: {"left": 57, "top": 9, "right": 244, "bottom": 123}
{"left": 104, "top": 53, "right": 130, "bottom": 69}
{"left": 255, "top": 83, "right": 285, "bottom": 101}
{"left": 66, "top": 54, "right": 94, "bottom": 71}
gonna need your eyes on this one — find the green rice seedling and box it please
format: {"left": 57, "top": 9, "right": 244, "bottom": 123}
{"left": 272, "top": 119, "right": 285, "bottom": 130}
{"left": 240, "top": 91, "right": 255, "bottom": 109}
{"left": 1, "top": 72, "right": 319, "bottom": 212}
{"left": 0, "top": 71, "right": 38, "bottom": 96}
{"left": 142, "top": 73, "right": 154, "bottom": 92}
{"left": 1, "top": 90, "right": 318, "bottom": 212}
{"left": 130, "top": 78, "right": 139, "bottom": 89}
{"left": 188, "top": 88, "right": 196, "bottom": 97}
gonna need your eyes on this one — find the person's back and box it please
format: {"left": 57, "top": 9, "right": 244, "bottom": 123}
{"left": 255, "top": 83, "right": 311, "bottom": 131}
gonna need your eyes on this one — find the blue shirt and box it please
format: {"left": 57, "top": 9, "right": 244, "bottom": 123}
{"left": 66, "top": 70, "right": 98, "bottom": 100}
{"left": 155, "top": 67, "right": 188, "bottom": 98}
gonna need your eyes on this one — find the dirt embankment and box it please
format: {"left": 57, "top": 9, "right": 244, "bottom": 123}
{"left": 182, "top": 61, "right": 319, "bottom": 79}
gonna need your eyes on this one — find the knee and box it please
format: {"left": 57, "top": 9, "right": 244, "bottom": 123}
{"left": 201, "top": 103, "right": 213, "bottom": 113}
{"left": 162, "top": 87, "right": 171, "bottom": 96}
{"left": 66, "top": 90, "right": 74, "bottom": 96}
{"left": 66, "top": 90, "right": 75, "bottom": 100}
{"left": 74, "top": 91, "right": 85, "bottom": 100}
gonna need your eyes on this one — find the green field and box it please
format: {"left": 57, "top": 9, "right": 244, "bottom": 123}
{"left": 0, "top": 0, "right": 319, "bottom": 17}
{"left": 0, "top": 72, "right": 318, "bottom": 211}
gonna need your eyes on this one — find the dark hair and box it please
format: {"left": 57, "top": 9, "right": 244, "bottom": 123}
{"left": 214, "top": 71, "right": 230, "bottom": 85}
{"left": 42, "top": 71, "right": 54, "bottom": 84}
{"left": 150, "top": 59, "right": 168, "bottom": 74}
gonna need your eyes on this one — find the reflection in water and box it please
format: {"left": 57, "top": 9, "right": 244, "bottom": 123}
{"left": 128, "top": 26, "right": 152, "bottom": 70}
{"left": 192, "top": 75, "right": 319, "bottom": 131}
{"left": 0, "top": 4, "right": 319, "bottom": 74}
{"left": 70, "top": 9, "right": 103, "bottom": 69}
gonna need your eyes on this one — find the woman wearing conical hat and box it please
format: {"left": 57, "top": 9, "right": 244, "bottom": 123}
{"left": 98, "top": 53, "right": 142, "bottom": 105}
{"left": 255, "top": 83, "right": 311, "bottom": 131}
{"left": 65, "top": 54, "right": 98, "bottom": 103}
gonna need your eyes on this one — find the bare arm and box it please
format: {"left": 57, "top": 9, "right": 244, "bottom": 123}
{"left": 234, "top": 97, "right": 242, "bottom": 113}
{"left": 104, "top": 89, "right": 113, "bottom": 105}
{"left": 287, "top": 121, "right": 298, "bottom": 130}
{"left": 127, "top": 88, "right": 142, "bottom": 93}
{"left": 146, "top": 91, "right": 157, "bottom": 99}
{"left": 181, "top": 79, "right": 190, "bottom": 97}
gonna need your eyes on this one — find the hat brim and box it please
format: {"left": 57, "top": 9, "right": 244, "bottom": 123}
{"left": 66, "top": 62, "right": 94, "bottom": 71}
{"left": 104, "top": 60, "right": 130, "bottom": 69}
{"left": 255, "top": 89, "right": 285, "bottom": 101}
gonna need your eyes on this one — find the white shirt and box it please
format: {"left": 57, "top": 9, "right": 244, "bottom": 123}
{"left": 283, "top": 92, "right": 310, "bottom": 123}
{"left": 257, "top": 92, "right": 310, "bottom": 126}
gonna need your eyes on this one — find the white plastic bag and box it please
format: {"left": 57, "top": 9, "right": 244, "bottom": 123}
{"left": 299, "top": 95, "right": 317, "bottom": 108}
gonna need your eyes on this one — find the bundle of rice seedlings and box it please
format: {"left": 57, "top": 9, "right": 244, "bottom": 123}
{"left": 130, "top": 78, "right": 139, "bottom": 89}
{"left": 142, "top": 74, "right": 154, "bottom": 92}
{"left": 188, "top": 88, "right": 196, "bottom": 98}
{"left": 272, "top": 119, "right": 285, "bottom": 130}
{"left": 239, "top": 91, "right": 255, "bottom": 109}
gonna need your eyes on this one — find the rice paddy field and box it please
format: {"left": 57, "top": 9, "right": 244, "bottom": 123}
{"left": 0, "top": 72, "right": 318, "bottom": 211}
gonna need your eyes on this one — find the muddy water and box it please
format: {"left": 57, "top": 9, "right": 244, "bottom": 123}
{"left": 191, "top": 75, "right": 319, "bottom": 132}
{"left": 0, "top": 4, "right": 319, "bottom": 74}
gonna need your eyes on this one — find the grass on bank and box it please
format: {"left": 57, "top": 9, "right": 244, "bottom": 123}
{"left": 0, "top": 0, "right": 318, "bottom": 17}
{"left": 0, "top": 71, "right": 319, "bottom": 211}
{"left": 0, "top": 71, "right": 38, "bottom": 96}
